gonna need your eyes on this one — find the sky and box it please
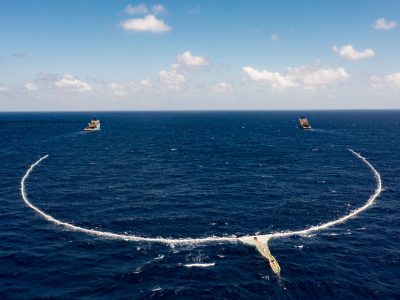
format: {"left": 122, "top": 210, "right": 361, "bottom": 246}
{"left": 0, "top": 0, "right": 399, "bottom": 111}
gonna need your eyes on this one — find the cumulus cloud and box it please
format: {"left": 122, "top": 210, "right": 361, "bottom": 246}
{"left": 159, "top": 70, "right": 186, "bottom": 90}
{"left": 120, "top": 15, "right": 171, "bottom": 33}
{"left": 332, "top": 44, "right": 375, "bottom": 60}
{"left": 243, "top": 65, "right": 349, "bottom": 90}
{"left": 176, "top": 51, "right": 209, "bottom": 67}
{"left": 159, "top": 51, "right": 210, "bottom": 91}
{"left": 151, "top": 4, "right": 166, "bottom": 15}
{"left": 108, "top": 79, "right": 153, "bottom": 96}
{"left": 385, "top": 73, "right": 400, "bottom": 86}
{"left": 0, "top": 84, "right": 7, "bottom": 91}
{"left": 109, "top": 82, "right": 128, "bottom": 96}
{"left": 125, "top": 4, "right": 149, "bottom": 15}
{"left": 243, "top": 66, "right": 297, "bottom": 89}
{"left": 373, "top": 18, "right": 397, "bottom": 30}
{"left": 125, "top": 3, "right": 166, "bottom": 15}
{"left": 24, "top": 82, "right": 39, "bottom": 91}
{"left": 369, "top": 75, "right": 383, "bottom": 89}
{"left": 372, "top": 73, "right": 400, "bottom": 89}
{"left": 55, "top": 74, "right": 92, "bottom": 92}
{"left": 289, "top": 66, "right": 349, "bottom": 87}
{"left": 210, "top": 82, "right": 233, "bottom": 93}
{"left": 140, "top": 79, "right": 152, "bottom": 89}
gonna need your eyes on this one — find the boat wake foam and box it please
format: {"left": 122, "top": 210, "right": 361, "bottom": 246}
{"left": 20, "top": 149, "right": 382, "bottom": 275}
{"left": 182, "top": 263, "right": 215, "bottom": 268}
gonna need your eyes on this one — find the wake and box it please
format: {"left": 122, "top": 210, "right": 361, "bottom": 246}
{"left": 20, "top": 149, "right": 382, "bottom": 274}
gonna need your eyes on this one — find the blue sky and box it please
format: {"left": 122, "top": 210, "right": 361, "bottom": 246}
{"left": 0, "top": 0, "right": 399, "bottom": 110}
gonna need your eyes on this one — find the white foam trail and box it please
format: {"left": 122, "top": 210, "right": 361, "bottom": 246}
{"left": 21, "top": 149, "right": 382, "bottom": 245}
{"left": 183, "top": 263, "right": 215, "bottom": 268}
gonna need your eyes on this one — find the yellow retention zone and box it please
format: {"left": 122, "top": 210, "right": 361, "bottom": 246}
{"left": 253, "top": 236, "right": 281, "bottom": 276}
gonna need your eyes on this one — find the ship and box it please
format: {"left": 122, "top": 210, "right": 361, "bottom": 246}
{"left": 299, "top": 116, "right": 311, "bottom": 129}
{"left": 84, "top": 117, "right": 101, "bottom": 131}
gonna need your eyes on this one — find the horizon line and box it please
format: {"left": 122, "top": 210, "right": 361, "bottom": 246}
{"left": 1, "top": 108, "right": 400, "bottom": 113}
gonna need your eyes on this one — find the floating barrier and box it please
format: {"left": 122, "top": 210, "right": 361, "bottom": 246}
{"left": 20, "top": 149, "right": 382, "bottom": 276}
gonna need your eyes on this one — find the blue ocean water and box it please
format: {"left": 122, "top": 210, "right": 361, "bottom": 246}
{"left": 1, "top": 111, "right": 399, "bottom": 299}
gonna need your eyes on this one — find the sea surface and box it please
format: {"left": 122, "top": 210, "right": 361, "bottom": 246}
{"left": 0, "top": 111, "right": 399, "bottom": 299}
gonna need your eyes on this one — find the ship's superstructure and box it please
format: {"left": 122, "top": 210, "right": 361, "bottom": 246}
{"left": 84, "top": 118, "right": 101, "bottom": 131}
{"left": 299, "top": 116, "right": 311, "bottom": 129}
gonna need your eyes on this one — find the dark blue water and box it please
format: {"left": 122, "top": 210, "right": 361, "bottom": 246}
{"left": 1, "top": 111, "right": 399, "bottom": 299}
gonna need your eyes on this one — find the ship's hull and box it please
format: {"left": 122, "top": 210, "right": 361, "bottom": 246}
{"left": 84, "top": 126, "right": 100, "bottom": 132}
{"left": 84, "top": 128, "right": 100, "bottom": 132}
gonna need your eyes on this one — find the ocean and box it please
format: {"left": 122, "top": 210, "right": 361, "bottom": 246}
{"left": 1, "top": 111, "right": 399, "bottom": 299}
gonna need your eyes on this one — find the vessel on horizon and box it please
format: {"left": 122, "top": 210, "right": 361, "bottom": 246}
{"left": 299, "top": 116, "right": 311, "bottom": 129}
{"left": 84, "top": 117, "right": 101, "bottom": 132}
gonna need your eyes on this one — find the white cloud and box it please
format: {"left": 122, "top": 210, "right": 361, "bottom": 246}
{"left": 55, "top": 74, "right": 92, "bottom": 92}
{"left": 24, "top": 82, "right": 39, "bottom": 91}
{"left": 125, "top": 4, "right": 166, "bottom": 15}
{"left": 332, "top": 44, "right": 375, "bottom": 60}
{"left": 369, "top": 75, "right": 384, "bottom": 89}
{"left": 159, "top": 70, "right": 186, "bottom": 90}
{"left": 243, "top": 65, "right": 349, "bottom": 90}
{"left": 289, "top": 66, "right": 349, "bottom": 86}
{"left": 108, "top": 79, "right": 153, "bottom": 96}
{"left": 370, "top": 73, "right": 400, "bottom": 89}
{"left": 159, "top": 51, "right": 206, "bottom": 90}
{"left": 373, "top": 18, "right": 397, "bottom": 30}
{"left": 125, "top": 4, "right": 148, "bottom": 15}
{"left": 177, "top": 51, "right": 209, "bottom": 67}
{"left": 0, "top": 84, "right": 7, "bottom": 91}
{"left": 109, "top": 82, "right": 127, "bottom": 96}
{"left": 210, "top": 82, "right": 233, "bottom": 93}
{"left": 271, "top": 34, "right": 279, "bottom": 42}
{"left": 109, "top": 83, "right": 121, "bottom": 89}
{"left": 243, "top": 66, "right": 297, "bottom": 89}
{"left": 151, "top": 4, "right": 166, "bottom": 15}
{"left": 112, "top": 90, "right": 127, "bottom": 97}
{"left": 140, "top": 79, "right": 152, "bottom": 89}
{"left": 385, "top": 73, "right": 400, "bottom": 87}
{"left": 120, "top": 15, "right": 171, "bottom": 33}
